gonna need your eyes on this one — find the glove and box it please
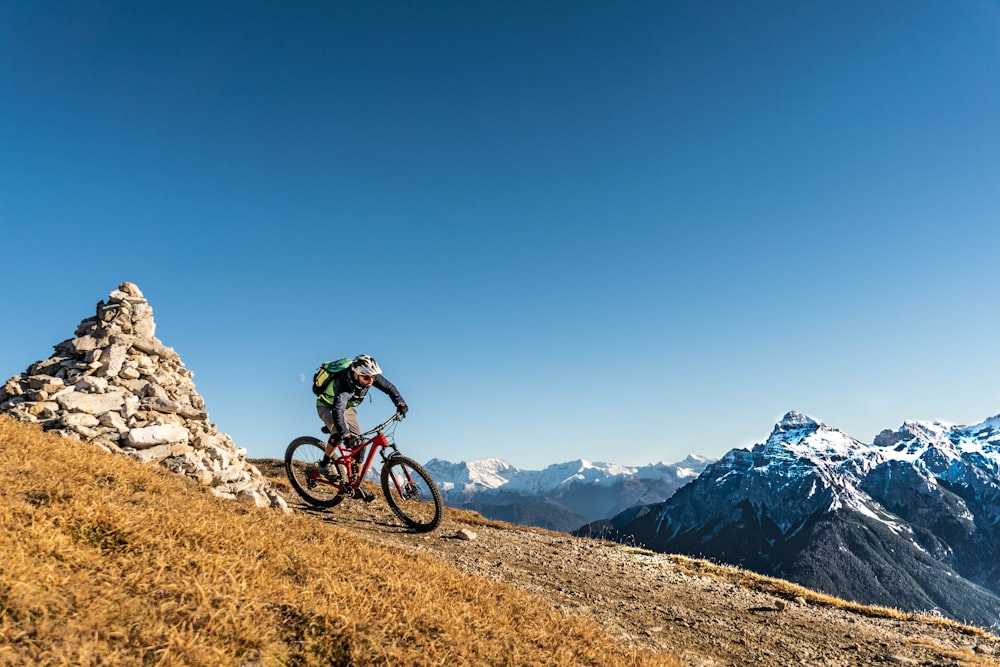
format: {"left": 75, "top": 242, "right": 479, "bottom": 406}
{"left": 396, "top": 403, "right": 409, "bottom": 419}
{"left": 339, "top": 434, "right": 357, "bottom": 450}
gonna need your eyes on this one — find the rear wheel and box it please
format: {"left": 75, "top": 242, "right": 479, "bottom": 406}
{"left": 284, "top": 436, "right": 345, "bottom": 508}
{"left": 380, "top": 455, "right": 443, "bottom": 532}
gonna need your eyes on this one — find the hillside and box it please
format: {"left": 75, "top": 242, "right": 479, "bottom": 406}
{"left": 599, "top": 411, "right": 1000, "bottom": 630}
{"left": 256, "top": 456, "right": 1000, "bottom": 667}
{"left": 3, "top": 417, "right": 1000, "bottom": 666}
{"left": 0, "top": 416, "right": 672, "bottom": 666}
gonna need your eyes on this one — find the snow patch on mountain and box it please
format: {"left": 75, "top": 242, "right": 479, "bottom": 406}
{"left": 425, "top": 453, "right": 717, "bottom": 527}
{"left": 672, "top": 454, "right": 713, "bottom": 478}
{"left": 763, "top": 411, "right": 871, "bottom": 465}
{"left": 423, "top": 457, "right": 515, "bottom": 494}
{"left": 872, "top": 415, "right": 1000, "bottom": 481}
{"left": 425, "top": 456, "right": 707, "bottom": 496}
{"left": 617, "top": 408, "right": 1000, "bottom": 629}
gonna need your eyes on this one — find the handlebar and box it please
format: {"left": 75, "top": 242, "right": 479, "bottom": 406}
{"left": 359, "top": 413, "right": 403, "bottom": 438}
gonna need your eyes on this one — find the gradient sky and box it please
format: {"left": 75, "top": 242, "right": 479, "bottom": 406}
{"left": 3, "top": 1, "right": 999, "bottom": 469}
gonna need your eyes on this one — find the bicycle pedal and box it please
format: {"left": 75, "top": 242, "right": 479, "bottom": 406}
{"left": 316, "top": 467, "right": 340, "bottom": 483}
{"left": 353, "top": 487, "right": 376, "bottom": 503}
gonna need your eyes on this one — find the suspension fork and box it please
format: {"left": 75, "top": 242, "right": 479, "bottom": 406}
{"left": 379, "top": 442, "right": 416, "bottom": 496}
{"left": 378, "top": 441, "right": 401, "bottom": 465}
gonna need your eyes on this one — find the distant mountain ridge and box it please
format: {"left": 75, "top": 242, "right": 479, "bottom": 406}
{"left": 583, "top": 410, "right": 1000, "bottom": 630}
{"left": 424, "top": 455, "right": 713, "bottom": 532}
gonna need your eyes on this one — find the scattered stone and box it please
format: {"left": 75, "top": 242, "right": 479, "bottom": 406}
{"left": 455, "top": 528, "right": 478, "bottom": 541}
{"left": 1, "top": 282, "right": 288, "bottom": 512}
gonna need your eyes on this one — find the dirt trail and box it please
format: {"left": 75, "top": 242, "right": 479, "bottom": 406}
{"left": 254, "top": 459, "right": 1000, "bottom": 667}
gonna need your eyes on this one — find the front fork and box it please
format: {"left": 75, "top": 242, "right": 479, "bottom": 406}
{"left": 380, "top": 443, "right": 418, "bottom": 498}
{"left": 379, "top": 442, "right": 401, "bottom": 466}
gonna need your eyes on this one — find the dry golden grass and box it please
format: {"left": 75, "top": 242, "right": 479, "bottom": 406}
{"left": 0, "top": 416, "right": 679, "bottom": 666}
{"left": 440, "top": 506, "right": 568, "bottom": 538}
{"left": 909, "top": 638, "right": 1000, "bottom": 666}
{"left": 662, "top": 552, "right": 995, "bottom": 639}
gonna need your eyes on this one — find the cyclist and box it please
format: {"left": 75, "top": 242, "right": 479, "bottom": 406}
{"left": 315, "top": 354, "right": 408, "bottom": 481}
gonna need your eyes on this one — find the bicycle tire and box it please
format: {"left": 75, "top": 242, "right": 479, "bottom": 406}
{"left": 284, "top": 436, "right": 346, "bottom": 508}
{"left": 380, "top": 455, "right": 443, "bottom": 532}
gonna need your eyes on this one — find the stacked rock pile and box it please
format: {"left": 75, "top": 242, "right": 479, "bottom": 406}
{"left": 0, "top": 282, "right": 288, "bottom": 511}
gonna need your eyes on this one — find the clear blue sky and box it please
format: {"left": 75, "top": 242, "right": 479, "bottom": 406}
{"left": 3, "top": 1, "right": 999, "bottom": 469}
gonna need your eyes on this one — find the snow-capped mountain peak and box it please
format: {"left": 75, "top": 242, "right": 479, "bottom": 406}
{"left": 870, "top": 415, "right": 1000, "bottom": 478}
{"left": 959, "top": 414, "right": 1000, "bottom": 455}
{"left": 423, "top": 454, "right": 716, "bottom": 526}
{"left": 774, "top": 410, "right": 820, "bottom": 432}
{"left": 670, "top": 454, "right": 712, "bottom": 479}
{"left": 423, "top": 457, "right": 517, "bottom": 494}
{"left": 760, "top": 411, "right": 869, "bottom": 469}
{"left": 873, "top": 420, "right": 956, "bottom": 463}
{"left": 609, "top": 407, "right": 1000, "bottom": 630}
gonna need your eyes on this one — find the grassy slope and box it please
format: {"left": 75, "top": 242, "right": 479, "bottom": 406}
{"left": 0, "top": 416, "right": 678, "bottom": 667}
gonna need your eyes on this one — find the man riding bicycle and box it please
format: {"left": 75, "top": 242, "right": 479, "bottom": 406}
{"left": 315, "top": 354, "right": 408, "bottom": 481}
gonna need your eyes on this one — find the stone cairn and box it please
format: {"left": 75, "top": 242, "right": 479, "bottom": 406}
{"left": 0, "top": 282, "right": 288, "bottom": 512}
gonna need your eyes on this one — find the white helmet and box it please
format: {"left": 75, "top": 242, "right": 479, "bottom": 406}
{"left": 352, "top": 354, "right": 382, "bottom": 376}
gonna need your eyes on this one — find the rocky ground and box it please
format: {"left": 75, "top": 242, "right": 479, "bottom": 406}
{"left": 254, "top": 459, "right": 1000, "bottom": 667}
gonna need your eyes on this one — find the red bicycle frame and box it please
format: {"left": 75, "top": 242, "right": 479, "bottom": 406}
{"left": 309, "top": 413, "right": 407, "bottom": 492}
{"left": 329, "top": 431, "right": 389, "bottom": 488}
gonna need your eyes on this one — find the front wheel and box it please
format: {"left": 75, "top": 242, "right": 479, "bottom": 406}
{"left": 285, "top": 436, "right": 345, "bottom": 508}
{"left": 380, "top": 455, "right": 443, "bottom": 532}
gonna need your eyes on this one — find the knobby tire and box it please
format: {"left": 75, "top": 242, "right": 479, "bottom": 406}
{"left": 380, "top": 455, "right": 443, "bottom": 532}
{"left": 284, "top": 436, "right": 345, "bottom": 508}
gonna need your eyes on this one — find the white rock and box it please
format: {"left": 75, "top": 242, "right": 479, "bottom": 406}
{"left": 237, "top": 490, "right": 271, "bottom": 508}
{"left": 101, "top": 343, "right": 128, "bottom": 377}
{"left": 57, "top": 390, "right": 126, "bottom": 415}
{"left": 76, "top": 376, "right": 109, "bottom": 393}
{"left": 61, "top": 413, "right": 100, "bottom": 428}
{"left": 71, "top": 336, "right": 100, "bottom": 353}
{"left": 127, "top": 423, "right": 190, "bottom": 447}
{"left": 213, "top": 465, "right": 246, "bottom": 484}
{"left": 133, "top": 306, "right": 156, "bottom": 338}
{"left": 210, "top": 488, "right": 237, "bottom": 500}
{"left": 128, "top": 443, "right": 173, "bottom": 464}
{"left": 69, "top": 424, "right": 99, "bottom": 439}
{"left": 28, "top": 376, "right": 65, "bottom": 391}
{"left": 99, "top": 412, "right": 129, "bottom": 434}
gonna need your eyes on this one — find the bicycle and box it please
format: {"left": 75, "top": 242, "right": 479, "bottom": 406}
{"left": 284, "top": 413, "right": 443, "bottom": 533}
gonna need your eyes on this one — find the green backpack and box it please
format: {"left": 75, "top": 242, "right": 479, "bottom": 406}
{"left": 311, "top": 358, "right": 353, "bottom": 396}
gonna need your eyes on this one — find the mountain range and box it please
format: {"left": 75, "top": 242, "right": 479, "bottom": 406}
{"left": 578, "top": 410, "right": 1000, "bottom": 630}
{"left": 423, "top": 455, "right": 713, "bottom": 532}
